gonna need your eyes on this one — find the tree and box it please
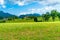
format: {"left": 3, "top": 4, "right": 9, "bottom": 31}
{"left": 51, "top": 10, "right": 58, "bottom": 21}
{"left": 13, "top": 16, "right": 19, "bottom": 19}
{"left": 34, "top": 17, "right": 38, "bottom": 22}
{"left": 42, "top": 12, "right": 50, "bottom": 21}
{"left": 57, "top": 12, "right": 60, "bottom": 20}
{"left": 8, "top": 16, "right": 19, "bottom": 21}
{"left": 0, "top": 16, "right": 3, "bottom": 20}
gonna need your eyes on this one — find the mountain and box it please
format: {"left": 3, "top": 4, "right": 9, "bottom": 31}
{"left": 19, "top": 13, "right": 40, "bottom": 18}
{"left": 25, "top": 13, "right": 40, "bottom": 16}
{"left": 0, "top": 11, "right": 17, "bottom": 19}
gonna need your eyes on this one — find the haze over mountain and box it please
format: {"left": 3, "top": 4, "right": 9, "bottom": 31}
{"left": 0, "top": 11, "right": 16, "bottom": 18}
{"left": 19, "top": 13, "right": 40, "bottom": 18}
{"left": 0, "top": 11, "right": 41, "bottom": 19}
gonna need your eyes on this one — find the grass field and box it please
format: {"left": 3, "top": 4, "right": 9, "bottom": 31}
{"left": 0, "top": 22, "right": 60, "bottom": 40}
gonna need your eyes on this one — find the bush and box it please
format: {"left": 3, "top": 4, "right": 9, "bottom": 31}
{"left": 0, "top": 20, "right": 6, "bottom": 23}
{"left": 34, "top": 17, "right": 38, "bottom": 22}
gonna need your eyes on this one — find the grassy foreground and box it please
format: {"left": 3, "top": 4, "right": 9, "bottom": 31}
{"left": 0, "top": 22, "right": 60, "bottom": 40}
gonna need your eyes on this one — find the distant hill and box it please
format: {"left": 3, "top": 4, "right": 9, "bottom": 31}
{"left": 0, "top": 11, "right": 17, "bottom": 19}
{"left": 19, "top": 13, "right": 40, "bottom": 18}
{"left": 0, "top": 11, "right": 18, "bottom": 20}
{"left": 0, "top": 11, "right": 40, "bottom": 19}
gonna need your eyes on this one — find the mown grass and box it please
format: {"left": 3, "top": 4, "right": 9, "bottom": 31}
{"left": 0, "top": 22, "right": 60, "bottom": 40}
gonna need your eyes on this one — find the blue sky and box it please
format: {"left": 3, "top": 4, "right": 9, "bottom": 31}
{"left": 0, "top": 0, "right": 60, "bottom": 16}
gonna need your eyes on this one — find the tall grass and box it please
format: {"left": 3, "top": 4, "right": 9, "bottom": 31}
{"left": 0, "top": 22, "right": 60, "bottom": 40}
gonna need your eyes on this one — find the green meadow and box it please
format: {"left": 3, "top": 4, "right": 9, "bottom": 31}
{"left": 0, "top": 22, "right": 60, "bottom": 40}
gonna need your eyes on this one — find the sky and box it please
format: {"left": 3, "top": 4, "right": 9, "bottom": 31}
{"left": 0, "top": 0, "right": 60, "bottom": 16}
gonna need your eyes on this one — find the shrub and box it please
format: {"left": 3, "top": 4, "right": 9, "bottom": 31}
{"left": 34, "top": 17, "right": 38, "bottom": 22}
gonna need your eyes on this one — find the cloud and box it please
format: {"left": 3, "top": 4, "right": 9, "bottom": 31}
{"left": 0, "top": 0, "right": 4, "bottom": 5}
{"left": 9, "top": 0, "right": 45, "bottom": 6}
{"left": 8, "top": 0, "right": 60, "bottom": 6}
{"left": 9, "top": 0, "right": 30, "bottom": 6}
{"left": 38, "top": 0, "right": 60, "bottom": 6}
{"left": 19, "top": 5, "right": 59, "bottom": 16}
{"left": 0, "top": 0, "right": 60, "bottom": 8}
{"left": 8, "top": 0, "right": 60, "bottom": 15}
{"left": 16, "top": 1, "right": 25, "bottom": 6}
{"left": 2, "top": 5, "right": 6, "bottom": 8}
{"left": 0, "top": 0, "right": 6, "bottom": 8}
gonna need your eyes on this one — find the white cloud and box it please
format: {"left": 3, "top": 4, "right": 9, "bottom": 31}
{"left": 0, "top": 0, "right": 6, "bottom": 8}
{"left": 0, "top": 0, "right": 4, "bottom": 5}
{"left": 2, "top": 5, "right": 6, "bottom": 8}
{"left": 19, "top": 5, "right": 59, "bottom": 16}
{"left": 8, "top": 0, "right": 60, "bottom": 8}
{"left": 17, "top": 1, "right": 25, "bottom": 6}
{"left": 0, "top": 0, "right": 60, "bottom": 15}
{"left": 9, "top": 0, "right": 46, "bottom": 6}
{"left": 2, "top": 0, "right": 60, "bottom": 7}
{"left": 38, "top": 0, "right": 60, "bottom": 6}
{"left": 9, "top": 0, "right": 31, "bottom": 6}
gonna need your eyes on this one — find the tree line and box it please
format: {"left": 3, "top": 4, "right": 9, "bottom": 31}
{"left": 34, "top": 10, "right": 60, "bottom": 22}
{"left": 0, "top": 10, "right": 60, "bottom": 22}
